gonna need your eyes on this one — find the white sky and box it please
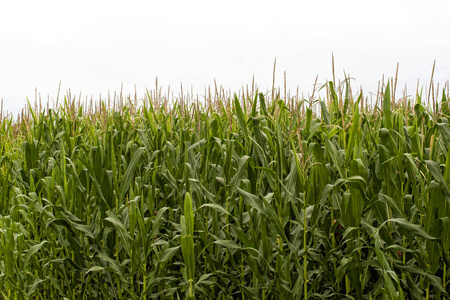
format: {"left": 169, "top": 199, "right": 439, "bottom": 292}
{"left": 1, "top": 0, "right": 450, "bottom": 115}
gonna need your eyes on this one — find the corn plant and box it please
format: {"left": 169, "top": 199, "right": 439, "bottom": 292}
{"left": 0, "top": 78, "right": 449, "bottom": 299}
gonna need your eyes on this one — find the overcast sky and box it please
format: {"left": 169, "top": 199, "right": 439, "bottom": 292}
{"left": 1, "top": 0, "right": 449, "bottom": 115}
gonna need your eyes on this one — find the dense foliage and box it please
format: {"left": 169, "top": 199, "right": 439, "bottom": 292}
{"left": 1, "top": 81, "right": 450, "bottom": 299}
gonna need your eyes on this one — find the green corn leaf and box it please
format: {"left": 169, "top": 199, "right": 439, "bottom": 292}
{"left": 119, "top": 147, "right": 146, "bottom": 200}
{"left": 23, "top": 241, "right": 47, "bottom": 268}
{"left": 159, "top": 246, "right": 181, "bottom": 263}
{"left": 382, "top": 81, "right": 392, "bottom": 129}
{"left": 234, "top": 94, "right": 249, "bottom": 138}
{"left": 235, "top": 186, "right": 264, "bottom": 213}
{"left": 213, "top": 239, "right": 240, "bottom": 249}
{"left": 380, "top": 218, "right": 438, "bottom": 240}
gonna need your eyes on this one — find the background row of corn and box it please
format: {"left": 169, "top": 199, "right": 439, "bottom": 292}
{"left": 1, "top": 79, "right": 450, "bottom": 299}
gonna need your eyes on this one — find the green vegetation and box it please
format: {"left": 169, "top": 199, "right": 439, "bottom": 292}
{"left": 1, "top": 77, "right": 450, "bottom": 299}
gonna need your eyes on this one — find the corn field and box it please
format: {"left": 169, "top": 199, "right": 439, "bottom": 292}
{"left": 1, "top": 78, "right": 450, "bottom": 299}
